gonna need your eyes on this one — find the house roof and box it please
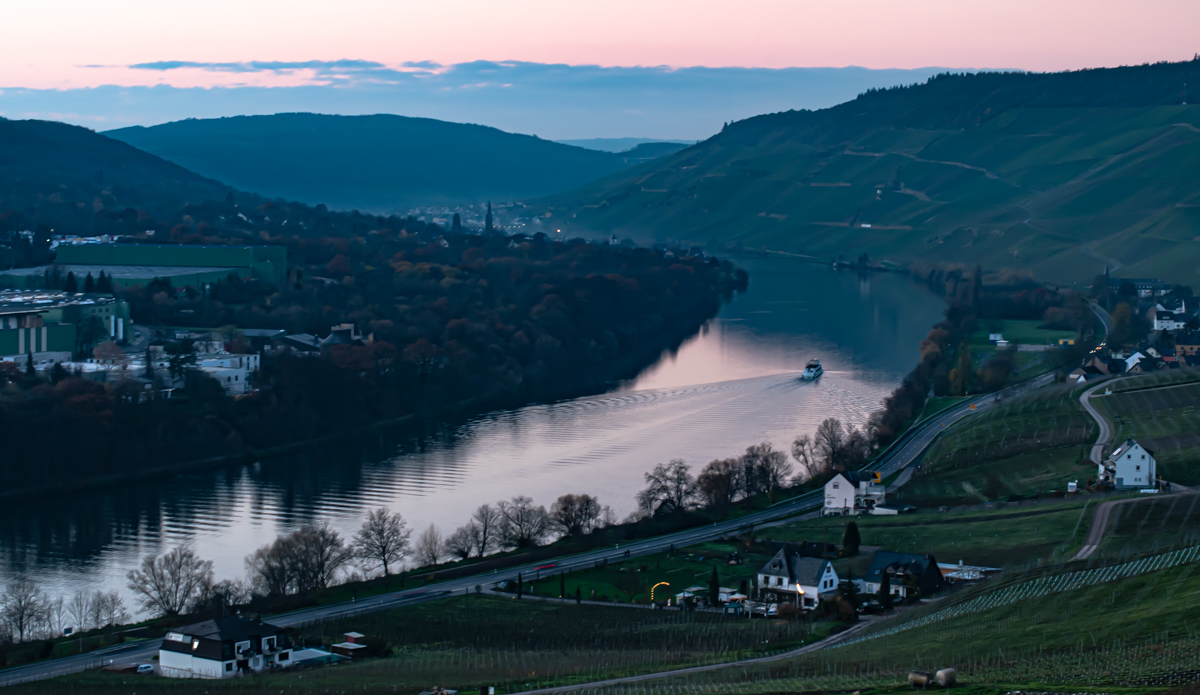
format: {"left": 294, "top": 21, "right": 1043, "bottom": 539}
{"left": 172, "top": 617, "right": 284, "bottom": 643}
{"left": 759, "top": 547, "right": 833, "bottom": 586}
{"left": 840, "top": 471, "right": 877, "bottom": 484}
{"left": 1108, "top": 438, "right": 1155, "bottom": 460}
{"left": 865, "top": 551, "right": 938, "bottom": 583}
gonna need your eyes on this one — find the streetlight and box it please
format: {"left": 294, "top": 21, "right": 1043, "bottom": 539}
{"left": 795, "top": 584, "right": 804, "bottom": 608}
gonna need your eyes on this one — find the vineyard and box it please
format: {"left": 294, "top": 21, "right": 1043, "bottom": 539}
{"left": 1097, "top": 377, "right": 1200, "bottom": 485}
{"left": 896, "top": 383, "right": 1096, "bottom": 507}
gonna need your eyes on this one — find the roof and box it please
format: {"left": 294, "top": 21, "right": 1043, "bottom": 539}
{"left": 171, "top": 617, "right": 284, "bottom": 643}
{"left": 0, "top": 264, "right": 241, "bottom": 281}
{"left": 0, "top": 290, "right": 119, "bottom": 316}
{"left": 839, "top": 471, "right": 878, "bottom": 484}
{"left": 1108, "top": 438, "right": 1155, "bottom": 460}
{"left": 865, "top": 551, "right": 938, "bottom": 583}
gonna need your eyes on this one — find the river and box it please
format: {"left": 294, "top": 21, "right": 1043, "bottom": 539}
{"left": 0, "top": 257, "right": 944, "bottom": 607}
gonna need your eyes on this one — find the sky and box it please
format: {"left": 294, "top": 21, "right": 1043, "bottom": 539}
{"left": 3, "top": 0, "right": 1197, "bottom": 139}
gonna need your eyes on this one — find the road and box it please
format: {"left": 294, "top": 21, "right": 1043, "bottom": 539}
{"left": 0, "top": 369, "right": 1063, "bottom": 687}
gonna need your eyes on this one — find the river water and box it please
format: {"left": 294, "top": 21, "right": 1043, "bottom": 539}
{"left": 0, "top": 258, "right": 944, "bottom": 606}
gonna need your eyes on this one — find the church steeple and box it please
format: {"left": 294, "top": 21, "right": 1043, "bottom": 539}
{"left": 485, "top": 202, "right": 494, "bottom": 233}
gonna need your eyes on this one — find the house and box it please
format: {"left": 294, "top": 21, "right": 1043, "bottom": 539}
{"left": 937, "top": 561, "right": 1001, "bottom": 584}
{"left": 1119, "top": 278, "right": 1172, "bottom": 298}
{"left": 159, "top": 617, "right": 291, "bottom": 679}
{"left": 1177, "top": 331, "right": 1200, "bottom": 357}
{"left": 1153, "top": 309, "right": 1190, "bottom": 332}
{"left": 863, "top": 551, "right": 945, "bottom": 599}
{"left": 1124, "top": 351, "right": 1147, "bottom": 373}
{"left": 1098, "top": 439, "right": 1157, "bottom": 489}
{"left": 197, "top": 354, "right": 259, "bottom": 395}
{"left": 823, "top": 471, "right": 886, "bottom": 515}
{"left": 756, "top": 546, "right": 839, "bottom": 610}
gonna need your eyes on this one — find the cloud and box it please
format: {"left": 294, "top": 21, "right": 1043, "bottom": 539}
{"left": 4, "top": 61, "right": 958, "bottom": 139}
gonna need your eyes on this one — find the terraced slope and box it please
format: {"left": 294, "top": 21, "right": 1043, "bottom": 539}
{"left": 539, "top": 61, "right": 1200, "bottom": 286}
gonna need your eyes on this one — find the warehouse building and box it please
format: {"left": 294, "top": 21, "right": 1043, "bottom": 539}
{"left": 0, "top": 243, "right": 287, "bottom": 289}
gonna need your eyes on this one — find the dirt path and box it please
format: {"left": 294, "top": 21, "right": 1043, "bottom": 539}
{"left": 511, "top": 612, "right": 891, "bottom": 695}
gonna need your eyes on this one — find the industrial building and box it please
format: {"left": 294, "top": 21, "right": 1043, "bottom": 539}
{"left": 0, "top": 290, "right": 130, "bottom": 364}
{"left": 0, "top": 243, "right": 288, "bottom": 289}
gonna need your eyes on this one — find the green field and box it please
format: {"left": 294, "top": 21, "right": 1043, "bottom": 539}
{"left": 896, "top": 383, "right": 1096, "bottom": 506}
{"left": 969, "top": 319, "right": 1078, "bottom": 347}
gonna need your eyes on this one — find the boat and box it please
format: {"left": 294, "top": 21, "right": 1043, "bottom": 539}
{"left": 802, "top": 359, "right": 823, "bottom": 380}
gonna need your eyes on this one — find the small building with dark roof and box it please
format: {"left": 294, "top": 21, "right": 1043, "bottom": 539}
{"left": 159, "top": 617, "right": 291, "bottom": 679}
{"left": 823, "top": 470, "right": 886, "bottom": 516}
{"left": 756, "top": 545, "right": 839, "bottom": 610}
{"left": 863, "top": 550, "right": 945, "bottom": 599}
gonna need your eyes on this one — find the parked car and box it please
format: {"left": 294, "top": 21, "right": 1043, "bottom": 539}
{"left": 136, "top": 664, "right": 154, "bottom": 675}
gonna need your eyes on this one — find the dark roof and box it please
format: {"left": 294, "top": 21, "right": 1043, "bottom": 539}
{"left": 174, "top": 617, "right": 284, "bottom": 643}
{"left": 865, "top": 551, "right": 937, "bottom": 583}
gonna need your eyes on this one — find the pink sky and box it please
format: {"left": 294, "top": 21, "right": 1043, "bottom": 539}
{"left": 4, "top": 0, "right": 1197, "bottom": 89}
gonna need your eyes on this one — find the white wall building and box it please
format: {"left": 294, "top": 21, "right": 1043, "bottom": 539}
{"left": 823, "top": 471, "right": 886, "bottom": 515}
{"left": 159, "top": 618, "right": 292, "bottom": 679}
{"left": 1099, "top": 439, "right": 1157, "bottom": 489}
{"left": 756, "top": 548, "right": 839, "bottom": 610}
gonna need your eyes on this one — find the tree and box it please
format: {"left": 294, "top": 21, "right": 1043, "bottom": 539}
{"left": 126, "top": 547, "right": 214, "bottom": 616}
{"left": 498, "top": 496, "right": 551, "bottom": 548}
{"left": 414, "top": 524, "right": 444, "bottom": 567}
{"left": 878, "top": 570, "right": 893, "bottom": 609}
{"left": 96, "top": 270, "right": 114, "bottom": 294}
{"left": 246, "top": 524, "right": 352, "bottom": 596}
{"left": 470, "top": 504, "right": 501, "bottom": 557}
{"left": 351, "top": 508, "right": 411, "bottom": 576}
{"left": 791, "top": 434, "right": 823, "bottom": 480}
{"left": 144, "top": 346, "right": 155, "bottom": 379}
{"left": 1118, "top": 281, "right": 1137, "bottom": 298}
{"left": 49, "top": 362, "right": 67, "bottom": 384}
{"left": 549, "top": 493, "right": 602, "bottom": 536}
{"left": 1, "top": 578, "right": 47, "bottom": 642}
{"left": 90, "top": 591, "right": 130, "bottom": 628}
{"left": 697, "top": 458, "right": 741, "bottom": 507}
{"left": 67, "top": 590, "right": 93, "bottom": 632}
{"left": 814, "top": 418, "right": 846, "bottom": 471}
{"left": 166, "top": 338, "right": 197, "bottom": 384}
{"left": 24, "top": 352, "right": 34, "bottom": 378}
{"left": 741, "top": 442, "right": 792, "bottom": 495}
{"left": 636, "top": 460, "right": 697, "bottom": 517}
{"left": 192, "top": 578, "right": 252, "bottom": 616}
{"left": 64, "top": 271, "right": 78, "bottom": 293}
{"left": 708, "top": 565, "right": 720, "bottom": 607}
{"left": 843, "top": 520, "right": 861, "bottom": 556}
{"left": 444, "top": 523, "right": 477, "bottom": 561}
{"left": 83, "top": 272, "right": 95, "bottom": 293}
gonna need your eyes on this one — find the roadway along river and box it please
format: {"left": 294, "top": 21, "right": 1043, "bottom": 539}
{"left": 0, "top": 257, "right": 945, "bottom": 606}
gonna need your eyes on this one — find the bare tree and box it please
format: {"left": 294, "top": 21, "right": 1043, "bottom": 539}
{"left": 470, "top": 504, "right": 501, "bottom": 557}
{"left": 549, "top": 493, "right": 603, "bottom": 536}
{"left": 498, "top": 496, "right": 551, "bottom": 548}
{"left": 68, "top": 590, "right": 93, "bottom": 633}
{"left": 741, "top": 442, "right": 792, "bottom": 494}
{"left": 1, "top": 578, "right": 47, "bottom": 642}
{"left": 287, "top": 524, "right": 352, "bottom": 592}
{"left": 696, "top": 458, "right": 742, "bottom": 507}
{"left": 90, "top": 591, "right": 130, "bottom": 628}
{"left": 414, "top": 524, "right": 444, "bottom": 567}
{"left": 444, "top": 523, "right": 477, "bottom": 561}
{"left": 246, "top": 540, "right": 292, "bottom": 596}
{"left": 791, "top": 433, "right": 823, "bottom": 479}
{"left": 636, "top": 460, "right": 697, "bottom": 517}
{"left": 813, "top": 418, "right": 847, "bottom": 471}
{"left": 843, "top": 426, "right": 872, "bottom": 469}
{"left": 46, "top": 595, "right": 67, "bottom": 637}
{"left": 126, "top": 547, "right": 214, "bottom": 617}
{"left": 191, "top": 578, "right": 252, "bottom": 615}
{"left": 598, "top": 505, "right": 618, "bottom": 529}
{"left": 351, "top": 508, "right": 412, "bottom": 576}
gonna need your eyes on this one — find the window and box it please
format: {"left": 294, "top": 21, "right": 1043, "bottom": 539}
{"left": 832, "top": 482, "right": 839, "bottom": 489}
{"left": 225, "top": 663, "right": 233, "bottom": 672}
{"left": 1136, "top": 465, "right": 1141, "bottom": 471}
{"left": 278, "top": 651, "right": 289, "bottom": 661}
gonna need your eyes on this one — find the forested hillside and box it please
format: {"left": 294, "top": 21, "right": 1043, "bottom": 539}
{"left": 538, "top": 59, "right": 1200, "bottom": 286}
{"left": 106, "top": 113, "right": 636, "bottom": 212}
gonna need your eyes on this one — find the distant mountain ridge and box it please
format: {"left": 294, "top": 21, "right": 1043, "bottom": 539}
{"left": 106, "top": 113, "right": 641, "bottom": 212}
{"left": 538, "top": 60, "right": 1200, "bottom": 286}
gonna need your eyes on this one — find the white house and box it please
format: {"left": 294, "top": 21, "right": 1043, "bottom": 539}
{"left": 1153, "top": 305, "right": 1191, "bottom": 332}
{"left": 757, "top": 548, "right": 839, "bottom": 610}
{"left": 159, "top": 618, "right": 292, "bottom": 679}
{"left": 823, "top": 471, "right": 886, "bottom": 516}
{"left": 1098, "top": 439, "right": 1157, "bottom": 490}
{"left": 198, "top": 354, "right": 259, "bottom": 395}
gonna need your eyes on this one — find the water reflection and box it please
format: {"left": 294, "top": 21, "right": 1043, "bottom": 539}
{"left": 0, "top": 259, "right": 944, "bottom": 604}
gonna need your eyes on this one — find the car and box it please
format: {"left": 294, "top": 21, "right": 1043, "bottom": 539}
{"left": 136, "top": 664, "right": 155, "bottom": 675}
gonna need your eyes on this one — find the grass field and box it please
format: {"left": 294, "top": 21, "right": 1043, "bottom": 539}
{"left": 1099, "top": 493, "right": 1200, "bottom": 557}
{"left": 969, "top": 319, "right": 1078, "bottom": 347}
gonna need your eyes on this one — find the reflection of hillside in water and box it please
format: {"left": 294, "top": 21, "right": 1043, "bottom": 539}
{"left": 0, "top": 259, "right": 944, "bottom": 602}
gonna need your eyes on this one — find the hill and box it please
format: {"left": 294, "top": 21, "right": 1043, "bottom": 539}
{"left": 538, "top": 60, "right": 1200, "bottom": 286}
{"left": 0, "top": 118, "right": 238, "bottom": 232}
{"left": 106, "top": 113, "right": 638, "bottom": 213}
{"left": 557, "top": 137, "right": 691, "bottom": 152}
